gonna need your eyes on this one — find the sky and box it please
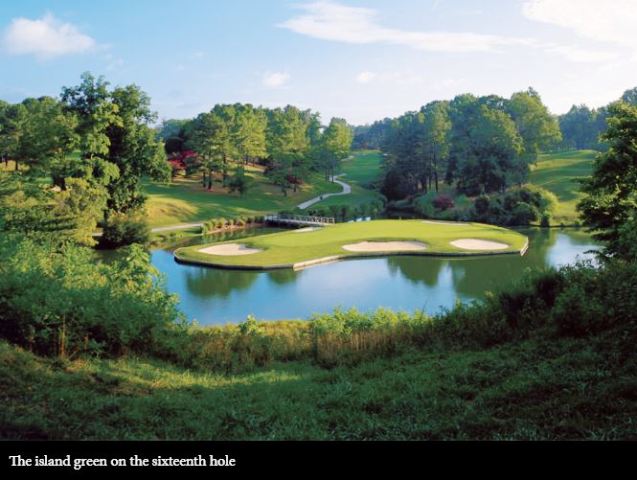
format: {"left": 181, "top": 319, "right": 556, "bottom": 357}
{"left": 1, "top": 0, "right": 636, "bottom": 125}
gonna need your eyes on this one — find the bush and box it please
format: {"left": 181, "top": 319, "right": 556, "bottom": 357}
{"left": 433, "top": 194, "right": 455, "bottom": 211}
{"left": 0, "top": 237, "right": 183, "bottom": 358}
{"left": 100, "top": 212, "right": 150, "bottom": 248}
{"left": 510, "top": 202, "right": 538, "bottom": 225}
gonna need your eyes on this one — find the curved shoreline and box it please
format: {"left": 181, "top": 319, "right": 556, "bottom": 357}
{"left": 174, "top": 246, "right": 528, "bottom": 271}
{"left": 173, "top": 219, "right": 529, "bottom": 271}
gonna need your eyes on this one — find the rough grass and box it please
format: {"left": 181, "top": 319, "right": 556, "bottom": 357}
{"left": 174, "top": 219, "right": 528, "bottom": 268}
{"left": 529, "top": 150, "right": 595, "bottom": 225}
{"left": 144, "top": 167, "right": 342, "bottom": 228}
{"left": 2, "top": 322, "right": 635, "bottom": 440}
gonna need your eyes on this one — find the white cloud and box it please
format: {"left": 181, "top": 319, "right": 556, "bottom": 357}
{"left": 280, "top": 1, "right": 622, "bottom": 64}
{"left": 262, "top": 72, "right": 290, "bottom": 88}
{"left": 2, "top": 13, "right": 96, "bottom": 58}
{"left": 279, "top": 1, "right": 533, "bottom": 53}
{"left": 356, "top": 71, "right": 376, "bottom": 84}
{"left": 523, "top": 0, "right": 637, "bottom": 51}
{"left": 543, "top": 44, "right": 619, "bottom": 63}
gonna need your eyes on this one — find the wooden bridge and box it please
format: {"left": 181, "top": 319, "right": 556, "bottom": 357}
{"left": 264, "top": 214, "right": 336, "bottom": 227}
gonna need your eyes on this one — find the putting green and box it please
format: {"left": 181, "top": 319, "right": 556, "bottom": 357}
{"left": 174, "top": 220, "right": 529, "bottom": 270}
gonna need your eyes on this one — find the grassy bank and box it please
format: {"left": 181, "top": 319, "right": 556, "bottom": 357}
{"left": 529, "top": 150, "right": 595, "bottom": 225}
{"left": 144, "top": 168, "right": 342, "bottom": 228}
{"left": 1, "top": 330, "right": 634, "bottom": 440}
{"left": 174, "top": 219, "right": 528, "bottom": 269}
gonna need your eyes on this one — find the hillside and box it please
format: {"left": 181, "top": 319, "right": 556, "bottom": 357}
{"left": 529, "top": 150, "right": 595, "bottom": 225}
{"left": 2, "top": 319, "right": 635, "bottom": 440}
{"left": 144, "top": 166, "right": 342, "bottom": 228}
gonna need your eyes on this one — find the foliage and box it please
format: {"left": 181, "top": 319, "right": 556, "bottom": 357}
{"left": 0, "top": 171, "right": 107, "bottom": 247}
{"left": 315, "top": 117, "right": 353, "bottom": 179}
{"left": 100, "top": 212, "right": 150, "bottom": 248}
{"left": 0, "top": 237, "right": 183, "bottom": 358}
{"left": 578, "top": 101, "right": 637, "bottom": 259}
{"left": 470, "top": 186, "right": 554, "bottom": 226}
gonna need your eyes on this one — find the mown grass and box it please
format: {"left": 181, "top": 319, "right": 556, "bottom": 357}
{"left": 144, "top": 167, "right": 342, "bottom": 228}
{"left": 175, "top": 219, "right": 528, "bottom": 268}
{"left": 308, "top": 150, "right": 384, "bottom": 210}
{"left": 2, "top": 324, "right": 635, "bottom": 440}
{"left": 529, "top": 150, "right": 595, "bottom": 225}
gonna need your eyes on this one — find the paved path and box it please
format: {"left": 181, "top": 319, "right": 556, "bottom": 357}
{"left": 297, "top": 175, "right": 352, "bottom": 210}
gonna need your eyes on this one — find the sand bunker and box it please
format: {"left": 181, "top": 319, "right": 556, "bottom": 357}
{"left": 294, "top": 227, "right": 321, "bottom": 233}
{"left": 450, "top": 239, "right": 509, "bottom": 251}
{"left": 342, "top": 241, "right": 427, "bottom": 252}
{"left": 198, "top": 243, "right": 262, "bottom": 256}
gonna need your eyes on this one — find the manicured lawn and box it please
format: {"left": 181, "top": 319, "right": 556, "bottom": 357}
{"left": 144, "top": 167, "right": 341, "bottom": 227}
{"left": 340, "top": 150, "right": 382, "bottom": 186}
{"left": 529, "top": 150, "right": 595, "bottom": 225}
{"left": 175, "top": 219, "right": 528, "bottom": 269}
{"left": 319, "top": 150, "right": 384, "bottom": 208}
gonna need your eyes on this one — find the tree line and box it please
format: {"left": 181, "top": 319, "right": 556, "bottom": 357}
{"left": 0, "top": 72, "right": 354, "bottom": 247}
{"left": 360, "top": 88, "right": 562, "bottom": 200}
{"left": 158, "top": 105, "right": 353, "bottom": 196}
{"left": 557, "top": 87, "right": 637, "bottom": 151}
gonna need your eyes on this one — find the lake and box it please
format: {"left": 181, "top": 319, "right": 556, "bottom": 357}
{"left": 149, "top": 227, "right": 599, "bottom": 324}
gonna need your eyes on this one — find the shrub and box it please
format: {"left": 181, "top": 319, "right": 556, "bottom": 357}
{"left": 0, "top": 237, "right": 183, "bottom": 358}
{"left": 433, "top": 194, "right": 455, "bottom": 211}
{"left": 100, "top": 212, "right": 150, "bottom": 248}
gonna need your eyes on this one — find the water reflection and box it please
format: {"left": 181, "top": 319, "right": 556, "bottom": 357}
{"left": 151, "top": 228, "right": 599, "bottom": 324}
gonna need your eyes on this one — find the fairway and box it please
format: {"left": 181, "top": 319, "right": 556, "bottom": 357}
{"left": 529, "top": 150, "right": 595, "bottom": 224}
{"left": 175, "top": 219, "right": 528, "bottom": 269}
{"left": 318, "top": 150, "right": 384, "bottom": 208}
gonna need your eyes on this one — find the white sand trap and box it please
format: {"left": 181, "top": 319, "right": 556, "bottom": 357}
{"left": 342, "top": 241, "right": 427, "bottom": 252}
{"left": 198, "top": 243, "right": 262, "bottom": 256}
{"left": 423, "top": 220, "right": 468, "bottom": 226}
{"left": 294, "top": 227, "right": 321, "bottom": 233}
{"left": 450, "top": 239, "right": 509, "bottom": 251}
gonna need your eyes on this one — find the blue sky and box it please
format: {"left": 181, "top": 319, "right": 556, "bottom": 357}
{"left": 1, "top": 0, "right": 636, "bottom": 125}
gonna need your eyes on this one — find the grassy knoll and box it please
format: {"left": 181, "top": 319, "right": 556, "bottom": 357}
{"left": 529, "top": 150, "right": 595, "bottom": 225}
{"left": 144, "top": 167, "right": 342, "bottom": 228}
{"left": 175, "top": 219, "right": 528, "bottom": 269}
{"left": 2, "top": 322, "right": 635, "bottom": 440}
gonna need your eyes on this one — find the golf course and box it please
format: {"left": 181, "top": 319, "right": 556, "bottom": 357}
{"left": 174, "top": 219, "right": 528, "bottom": 269}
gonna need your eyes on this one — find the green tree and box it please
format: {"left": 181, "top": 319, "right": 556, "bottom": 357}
{"left": 420, "top": 101, "right": 451, "bottom": 193}
{"left": 186, "top": 112, "right": 226, "bottom": 191}
{"left": 455, "top": 104, "right": 524, "bottom": 195}
{"left": 235, "top": 104, "right": 267, "bottom": 165}
{"left": 578, "top": 101, "right": 637, "bottom": 258}
{"left": 508, "top": 88, "right": 562, "bottom": 162}
{"left": 61, "top": 73, "right": 168, "bottom": 218}
{"left": 317, "top": 117, "right": 353, "bottom": 180}
{"left": 266, "top": 106, "right": 310, "bottom": 194}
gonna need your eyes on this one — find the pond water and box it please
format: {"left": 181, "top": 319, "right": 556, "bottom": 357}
{"left": 149, "top": 228, "right": 599, "bottom": 325}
